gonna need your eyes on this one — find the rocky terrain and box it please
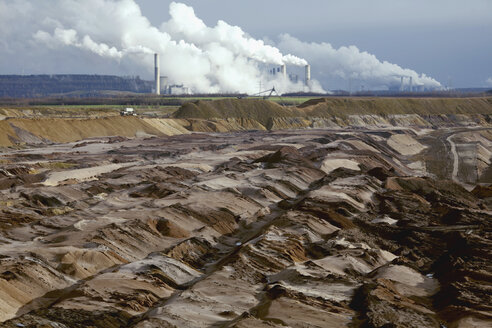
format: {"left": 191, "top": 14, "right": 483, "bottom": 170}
{"left": 0, "top": 98, "right": 491, "bottom": 327}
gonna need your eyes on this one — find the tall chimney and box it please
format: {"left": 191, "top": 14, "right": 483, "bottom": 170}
{"left": 409, "top": 76, "right": 413, "bottom": 92}
{"left": 305, "top": 64, "right": 311, "bottom": 86}
{"left": 281, "top": 64, "right": 287, "bottom": 79}
{"left": 154, "top": 53, "right": 160, "bottom": 95}
{"left": 400, "top": 76, "right": 404, "bottom": 91}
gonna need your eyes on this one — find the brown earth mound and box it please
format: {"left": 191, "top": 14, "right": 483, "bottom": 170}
{"left": 297, "top": 96, "right": 492, "bottom": 116}
{"left": 472, "top": 184, "right": 492, "bottom": 198}
{"left": 173, "top": 98, "right": 302, "bottom": 126}
{"left": 173, "top": 97, "right": 492, "bottom": 123}
{"left": 1, "top": 102, "right": 492, "bottom": 327}
{"left": 1, "top": 97, "right": 491, "bottom": 147}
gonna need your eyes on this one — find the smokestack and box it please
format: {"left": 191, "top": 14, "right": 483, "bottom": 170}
{"left": 400, "top": 76, "right": 404, "bottom": 91}
{"left": 409, "top": 76, "right": 413, "bottom": 92}
{"left": 305, "top": 64, "right": 311, "bottom": 86}
{"left": 281, "top": 64, "right": 287, "bottom": 79}
{"left": 154, "top": 53, "right": 160, "bottom": 95}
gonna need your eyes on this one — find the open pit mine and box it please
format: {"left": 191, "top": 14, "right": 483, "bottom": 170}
{"left": 0, "top": 97, "right": 491, "bottom": 328}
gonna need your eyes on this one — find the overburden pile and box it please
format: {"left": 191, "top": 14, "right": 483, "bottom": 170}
{"left": 0, "top": 127, "right": 490, "bottom": 327}
{"left": 1, "top": 97, "right": 492, "bottom": 147}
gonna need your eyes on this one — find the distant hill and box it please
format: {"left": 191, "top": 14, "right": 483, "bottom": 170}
{"left": 0, "top": 75, "right": 153, "bottom": 98}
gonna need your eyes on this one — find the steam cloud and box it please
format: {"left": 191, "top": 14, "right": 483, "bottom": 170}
{"left": 0, "top": 0, "right": 441, "bottom": 93}
{"left": 276, "top": 34, "right": 441, "bottom": 91}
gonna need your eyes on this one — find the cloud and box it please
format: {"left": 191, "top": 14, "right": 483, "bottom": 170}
{"left": 0, "top": 0, "right": 441, "bottom": 93}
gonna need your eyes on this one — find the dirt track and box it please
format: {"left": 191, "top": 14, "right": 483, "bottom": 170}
{"left": 447, "top": 134, "right": 460, "bottom": 182}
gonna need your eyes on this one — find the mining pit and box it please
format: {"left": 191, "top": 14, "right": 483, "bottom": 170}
{"left": 0, "top": 98, "right": 491, "bottom": 328}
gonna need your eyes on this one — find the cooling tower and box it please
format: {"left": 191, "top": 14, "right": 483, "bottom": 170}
{"left": 305, "top": 64, "right": 311, "bottom": 86}
{"left": 154, "top": 53, "right": 160, "bottom": 95}
{"left": 281, "top": 64, "right": 287, "bottom": 79}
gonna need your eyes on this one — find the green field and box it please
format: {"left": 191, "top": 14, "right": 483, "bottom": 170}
{"left": 4, "top": 95, "right": 490, "bottom": 121}
{"left": 0, "top": 104, "right": 181, "bottom": 118}
{"left": 0, "top": 95, "right": 322, "bottom": 118}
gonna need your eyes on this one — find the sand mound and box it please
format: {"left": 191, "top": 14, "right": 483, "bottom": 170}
{"left": 371, "top": 264, "right": 439, "bottom": 297}
{"left": 173, "top": 97, "right": 492, "bottom": 133}
{"left": 43, "top": 162, "right": 135, "bottom": 186}
{"left": 471, "top": 184, "right": 492, "bottom": 198}
{"left": 6, "top": 117, "right": 163, "bottom": 143}
{"left": 320, "top": 158, "right": 360, "bottom": 174}
{"left": 57, "top": 249, "right": 126, "bottom": 279}
{"left": 267, "top": 116, "right": 312, "bottom": 130}
{"left": 141, "top": 118, "right": 190, "bottom": 136}
{"left": 1, "top": 97, "right": 491, "bottom": 147}
{"left": 297, "top": 97, "right": 492, "bottom": 116}
{"left": 0, "top": 117, "right": 193, "bottom": 147}
{"left": 254, "top": 146, "right": 315, "bottom": 168}
{"left": 149, "top": 218, "right": 190, "bottom": 238}
{"left": 387, "top": 134, "right": 427, "bottom": 155}
{"left": 173, "top": 98, "right": 301, "bottom": 126}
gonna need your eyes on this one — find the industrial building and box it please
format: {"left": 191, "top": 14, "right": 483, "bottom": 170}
{"left": 269, "top": 64, "right": 312, "bottom": 87}
{"left": 154, "top": 53, "right": 314, "bottom": 95}
{"left": 154, "top": 53, "right": 160, "bottom": 95}
{"left": 153, "top": 53, "right": 191, "bottom": 95}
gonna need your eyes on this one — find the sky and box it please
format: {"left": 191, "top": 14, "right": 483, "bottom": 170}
{"left": 136, "top": 0, "right": 492, "bottom": 89}
{"left": 0, "top": 0, "right": 490, "bottom": 92}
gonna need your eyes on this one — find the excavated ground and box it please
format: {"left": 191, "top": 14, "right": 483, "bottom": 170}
{"left": 0, "top": 121, "right": 490, "bottom": 327}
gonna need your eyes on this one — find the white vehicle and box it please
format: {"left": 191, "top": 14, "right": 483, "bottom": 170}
{"left": 120, "top": 108, "right": 136, "bottom": 116}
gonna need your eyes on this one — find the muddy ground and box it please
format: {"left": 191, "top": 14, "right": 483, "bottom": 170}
{"left": 0, "top": 126, "right": 490, "bottom": 328}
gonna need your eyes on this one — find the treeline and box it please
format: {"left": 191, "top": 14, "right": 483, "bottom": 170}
{"left": 0, "top": 75, "right": 153, "bottom": 98}
{"left": 0, "top": 96, "right": 183, "bottom": 107}
{"left": 326, "top": 89, "right": 492, "bottom": 98}
{"left": 0, "top": 94, "right": 246, "bottom": 107}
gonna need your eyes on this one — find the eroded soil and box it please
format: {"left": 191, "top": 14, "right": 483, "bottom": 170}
{"left": 0, "top": 127, "right": 490, "bottom": 328}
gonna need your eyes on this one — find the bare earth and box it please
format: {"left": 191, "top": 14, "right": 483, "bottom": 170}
{"left": 0, "top": 125, "right": 490, "bottom": 328}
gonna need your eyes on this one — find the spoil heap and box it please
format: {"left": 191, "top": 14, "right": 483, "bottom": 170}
{"left": 0, "top": 126, "right": 490, "bottom": 327}
{"left": 1, "top": 97, "right": 491, "bottom": 147}
{"left": 173, "top": 98, "right": 302, "bottom": 126}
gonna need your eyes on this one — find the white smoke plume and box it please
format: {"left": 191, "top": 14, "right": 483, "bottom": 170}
{"left": 0, "top": 0, "right": 441, "bottom": 93}
{"left": 33, "top": 28, "right": 130, "bottom": 59}
{"left": 164, "top": 3, "right": 307, "bottom": 67}
{"left": 276, "top": 34, "right": 442, "bottom": 91}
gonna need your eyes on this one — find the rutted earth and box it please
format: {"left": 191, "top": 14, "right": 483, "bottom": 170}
{"left": 0, "top": 124, "right": 491, "bottom": 327}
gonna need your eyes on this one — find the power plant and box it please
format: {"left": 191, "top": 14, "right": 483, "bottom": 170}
{"left": 155, "top": 53, "right": 313, "bottom": 95}
{"left": 399, "top": 75, "right": 415, "bottom": 92}
{"left": 281, "top": 64, "right": 287, "bottom": 80}
{"left": 153, "top": 53, "right": 192, "bottom": 95}
{"left": 154, "top": 53, "right": 160, "bottom": 95}
{"left": 269, "top": 63, "right": 312, "bottom": 88}
{"left": 305, "top": 64, "right": 311, "bottom": 86}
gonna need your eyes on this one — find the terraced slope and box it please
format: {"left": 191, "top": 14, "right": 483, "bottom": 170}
{"left": 0, "top": 128, "right": 490, "bottom": 327}
{"left": 1, "top": 97, "right": 491, "bottom": 148}
{"left": 173, "top": 97, "right": 492, "bottom": 131}
{"left": 173, "top": 97, "right": 492, "bottom": 120}
{"left": 298, "top": 97, "right": 492, "bottom": 116}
